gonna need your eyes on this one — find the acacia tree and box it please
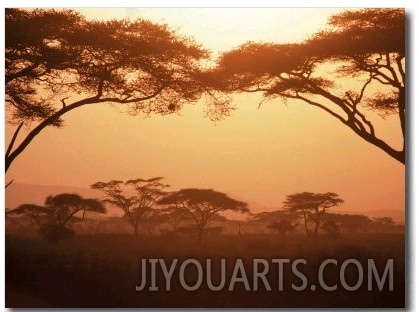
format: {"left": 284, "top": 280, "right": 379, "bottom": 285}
{"left": 5, "top": 9, "right": 229, "bottom": 173}
{"left": 91, "top": 177, "right": 168, "bottom": 235}
{"left": 283, "top": 192, "right": 344, "bottom": 239}
{"left": 7, "top": 193, "right": 106, "bottom": 241}
{"left": 214, "top": 8, "right": 405, "bottom": 164}
{"left": 158, "top": 188, "right": 249, "bottom": 243}
{"left": 6, "top": 204, "right": 50, "bottom": 229}
{"left": 323, "top": 212, "right": 371, "bottom": 234}
{"left": 252, "top": 210, "right": 300, "bottom": 236}
{"left": 159, "top": 206, "right": 190, "bottom": 232}
{"left": 321, "top": 221, "right": 341, "bottom": 239}
{"left": 141, "top": 209, "right": 164, "bottom": 236}
{"left": 44, "top": 193, "right": 106, "bottom": 227}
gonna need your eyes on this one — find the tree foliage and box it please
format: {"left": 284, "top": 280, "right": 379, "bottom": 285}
{"left": 252, "top": 210, "right": 300, "bottom": 235}
{"left": 7, "top": 193, "right": 105, "bottom": 241}
{"left": 321, "top": 221, "right": 341, "bottom": 239}
{"left": 91, "top": 177, "right": 169, "bottom": 235}
{"left": 159, "top": 206, "right": 190, "bottom": 232}
{"left": 214, "top": 8, "right": 405, "bottom": 164}
{"left": 45, "top": 193, "right": 106, "bottom": 227}
{"left": 158, "top": 188, "right": 248, "bottom": 242}
{"left": 323, "top": 212, "right": 371, "bottom": 233}
{"left": 5, "top": 8, "right": 229, "bottom": 172}
{"left": 7, "top": 203, "right": 50, "bottom": 228}
{"left": 283, "top": 192, "right": 344, "bottom": 238}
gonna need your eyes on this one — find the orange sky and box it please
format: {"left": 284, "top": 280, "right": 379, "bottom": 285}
{"left": 5, "top": 8, "right": 405, "bottom": 217}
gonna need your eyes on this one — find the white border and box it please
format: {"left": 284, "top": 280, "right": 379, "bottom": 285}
{"left": 1, "top": 1, "right": 416, "bottom": 310}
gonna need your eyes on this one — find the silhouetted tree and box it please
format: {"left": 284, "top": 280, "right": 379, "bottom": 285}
{"left": 45, "top": 193, "right": 106, "bottom": 227}
{"left": 252, "top": 210, "right": 300, "bottom": 236}
{"left": 372, "top": 216, "right": 396, "bottom": 226}
{"left": 5, "top": 9, "right": 229, "bottom": 173}
{"left": 91, "top": 177, "right": 168, "bottom": 235}
{"left": 214, "top": 8, "right": 405, "bottom": 164}
{"left": 7, "top": 204, "right": 50, "bottom": 229}
{"left": 8, "top": 193, "right": 106, "bottom": 242}
{"left": 370, "top": 216, "right": 399, "bottom": 233}
{"left": 140, "top": 208, "right": 164, "bottom": 236}
{"left": 283, "top": 192, "right": 344, "bottom": 239}
{"left": 323, "top": 212, "right": 371, "bottom": 234}
{"left": 159, "top": 206, "right": 190, "bottom": 232}
{"left": 158, "top": 188, "right": 248, "bottom": 243}
{"left": 321, "top": 221, "right": 340, "bottom": 239}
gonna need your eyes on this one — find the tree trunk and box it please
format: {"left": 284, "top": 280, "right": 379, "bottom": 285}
{"left": 303, "top": 213, "right": 309, "bottom": 238}
{"left": 398, "top": 88, "right": 405, "bottom": 153}
{"left": 197, "top": 226, "right": 204, "bottom": 244}
{"left": 314, "top": 218, "right": 320, "bottom": 240}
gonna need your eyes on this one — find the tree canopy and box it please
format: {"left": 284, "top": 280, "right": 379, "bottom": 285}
{"left": 214, "top": 8, "right": 405, "bottom": 164}
{"left": 7, "top": 192, "right": 106, "bottom": 241}
{"left": 158, "top": 188, "right": 248, "bottom": 242}
{"left": 91, "top": 177, "right": 169, "bottom": 235}
{"left": 5, "top": 8, "right": 229, "bottom": 172}
{"left": 45, "top": 193, "right": 106, "bottom": 227}
{"left": 283, "top": 192, "right": 344, "bottom": 238}
{"left": 251, "top": 210, "right": 300, "bottom": 235}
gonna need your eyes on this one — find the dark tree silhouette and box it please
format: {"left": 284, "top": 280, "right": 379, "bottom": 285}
{"left": 321, "top": 221, "right": 340, "bottom": 239}
{"left": 323, "top": 212, "right": 371, "bottom": 234}
{"left": 91, "top": 177, "right": 168, "bottom": 235}
{"left": 7, "top": 193, "right": 106, "bottom": 241}
{"left": 140, "top": 208, "right": 164, "bottom": 236}
{"left": 158, "top": 188, "right": 248, "bottom": 243}
{"left": 283, "top": 192, "right": 344, "bottom": 239}
{"left": 372, "top": 216, "right": 396, "bottom": 226}
{"left": 159, "top": 206, "right": 190, "bottom": 232}
{"left": 214, "top": 8, "right": 405, "bottom": 164}
{"left": 252, "top": 210, "right": 300, "bottom": 236}
{"left": 45, "top": 193, "right": 106, "bottom": 227}
{"left": 7, "top": 204, "right": 50, "bottom": 229}
{"left": 5, "top": 8, "right": 229, "bottom": 173}
{"left": 370, "top": 216, "right": 400, "bottom": 233}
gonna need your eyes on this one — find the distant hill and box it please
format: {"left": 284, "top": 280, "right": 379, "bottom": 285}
{"left": 4, "top": 183, "right": 405, "bottom": 224}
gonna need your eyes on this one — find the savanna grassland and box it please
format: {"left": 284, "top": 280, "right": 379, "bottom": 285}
{"left": 5, "top": 231, "right": 404, "bottom": 308}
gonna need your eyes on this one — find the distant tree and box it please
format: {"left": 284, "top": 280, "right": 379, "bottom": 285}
{"left": 321, "top": 221, "right": 340, "bottom": 239}
{"left": 324, "top": 212, "right": 371, "bottom": 234}
{"left": 283, "top": 192, "right": 344, "bottom": 239}
{"left": 372, "top": 216, "right": 396, "bottom": 226}
{"left": 140, "top": 208, "right": 164, "bottom": 236}
{"left": 91, "top": 177, "right": 169, "bottom": 235}
{"left": 370, "top": 216, "right": 399, "bottom": 233}
{"left": 5, "top": 8, "right": 229, "bottom": 173}
{"left": 214, "top": 8, "right": 405, "bottom": 164}
{"left": 7, "top": 193, "right": 106, "bottom": 242}
{"left": 252, "top": 210, "right": 300, "bottom": 236}
{"left": 159, "top": 206, "right": 190, "bottom": 232}
{"left": 158, "top": 188, "right": 249, "bottom": 243}
{"left": 44, "top": 193, "right": 106, "bottom": 227}
{"left": 7, "top": 204, "right": 50, "bottom": 229}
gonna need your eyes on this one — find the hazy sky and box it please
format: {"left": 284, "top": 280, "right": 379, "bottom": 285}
{"left": 5, "top": 8, "right": 405, "bottom": 215}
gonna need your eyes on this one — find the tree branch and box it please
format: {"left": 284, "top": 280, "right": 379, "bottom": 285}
{"left": 396, "top": 56, "right": 405, "bottom": 86}
{"left": 6, "top": 61, "right": 40, "bottom": 84}
{"left": 5, "top": 85, "right": 167, "bottom": 172}
{"left": 6, "top": 122, "right": 24, "bottom": 158}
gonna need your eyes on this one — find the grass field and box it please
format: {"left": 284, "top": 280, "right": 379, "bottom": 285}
{"left": 5, "top": 232, "right": 405, "bottom": 308}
